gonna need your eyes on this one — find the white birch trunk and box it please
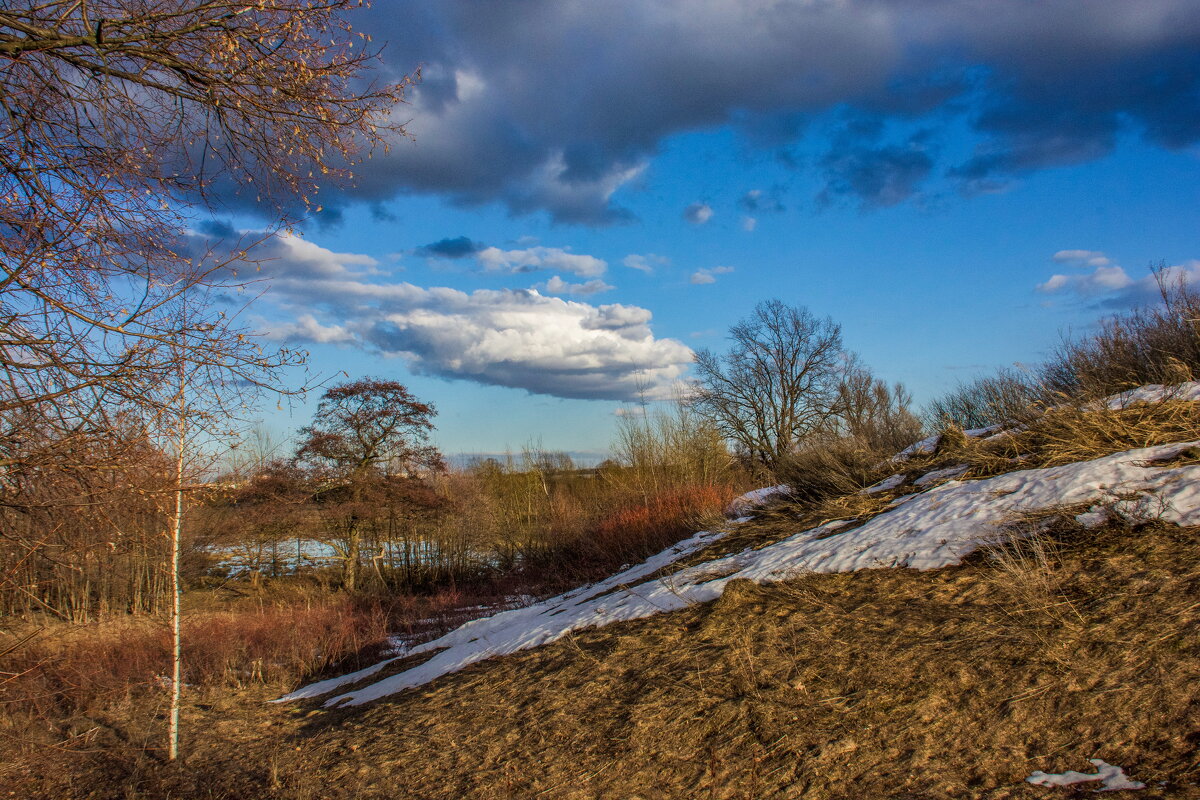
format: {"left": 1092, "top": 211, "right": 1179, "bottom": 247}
{"left": 168, "top": 383, "right": 185, "bottom": 761}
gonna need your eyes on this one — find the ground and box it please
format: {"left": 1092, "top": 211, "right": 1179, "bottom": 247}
{"left": 6, "top": 516, "right": 1200, "bottom": 799}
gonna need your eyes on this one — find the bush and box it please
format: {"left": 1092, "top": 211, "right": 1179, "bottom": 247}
{"left": 922, "top": 368, "right": 1038, "bottom": 430}
{"left": 1041, "top": 267, "right": 1200, "bottom": 400}
{"left": 774, "top": 439, "right": 883, "bottom": 506}
{"left": 591, "top": 485, "right": 733, "bottom": 552}
{"left": 0, "top": 599, "right": 394, "bottom": 725}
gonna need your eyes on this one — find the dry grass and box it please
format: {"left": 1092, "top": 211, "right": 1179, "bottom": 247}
{"left": 13, "top": 514, "right": 1198, "bottom": 799}
{"left": 669, "top": 394, "right": 1200, "bottom": 578}
{"left": 8, "top": 393, "right": 1200, "bottom": 797}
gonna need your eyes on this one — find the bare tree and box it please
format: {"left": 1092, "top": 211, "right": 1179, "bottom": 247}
{"left": 0, "top": 1, "right": 412, "bottom": 419}
{"left": 835, "top": 361, "right": 923, "bottom": 453}
{"left": 691, "top": 300, "right": 845, "bottom": 470}
{"left": 295, "top": 378, "right": 445, "bottom": 592}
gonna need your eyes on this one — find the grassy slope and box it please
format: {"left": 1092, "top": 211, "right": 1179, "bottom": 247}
{"left": 9, "top": 514, "right": 1200, "bottom": 799}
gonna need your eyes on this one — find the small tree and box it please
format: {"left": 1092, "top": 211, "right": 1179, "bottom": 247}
{"left": 691, "top": 300, "right": 845, "bottom": 471}
{"left": 835, "top": 361, "right": 923, "bottom": 453}
{"left": 295, "top": 378, "right": 445, "bottom": 592}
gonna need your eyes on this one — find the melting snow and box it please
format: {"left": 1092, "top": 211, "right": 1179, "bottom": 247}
{"left": 1102, "top": 382, "right": 1200, "bottom": 410}
{"left": 893, "top": 434, "right": 940, "bottom": 462}
{"left": 1026, "top": 759, "right": 1146, "bottom": 791}
{"left": 913, "top": 464, "right": 970, "bottom": 486}
{"left": 726, "top": 485, "right": 789, "bottom": 516}
{"left": 282, "top": 441, "right": 1200, "bottom": 707}
{"left": 861, "top": 473, "right": 905, "bottom": 494}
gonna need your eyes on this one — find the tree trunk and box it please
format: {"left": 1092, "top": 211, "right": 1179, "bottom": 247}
{"left": 344, "top": 528, "right": 360, "bottom": 593}
{"left": 168, "top": 388, "right": 185, "bottom": 762}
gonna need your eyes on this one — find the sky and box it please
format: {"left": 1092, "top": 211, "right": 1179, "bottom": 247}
{"left": 204, "top": 0, "right": 1200, "bottom": 461}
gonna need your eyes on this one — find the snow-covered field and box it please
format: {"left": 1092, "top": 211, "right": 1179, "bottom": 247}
{"left": 283, "top": 433, "right": 1200, "bottom": 707}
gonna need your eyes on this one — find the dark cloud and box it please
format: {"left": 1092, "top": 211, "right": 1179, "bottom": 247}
{"left": 817, "top": 124, "right": 937, "bottom": 208}
{"left": 414, "top": 236, "right": 487, "bottom": 259}
{"left": 197, "top": 218, "right": 237, "bottom": 239}
{"left": 215, "top": 1, "right": 1200, "bottom": 224}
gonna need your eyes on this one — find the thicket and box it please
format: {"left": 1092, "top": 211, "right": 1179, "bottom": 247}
{"left": 925, "top": 266, "right": 1200, "bottom": 430}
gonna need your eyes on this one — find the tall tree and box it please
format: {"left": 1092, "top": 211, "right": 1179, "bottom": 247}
{"left": 691, "top": 300, "right": 846, "bottom": 470}
{"left": 295, "top": 378, "right": 445, "bottom": 592}
{"left": 0, "top": 3, "right": 412, "bottom": 760}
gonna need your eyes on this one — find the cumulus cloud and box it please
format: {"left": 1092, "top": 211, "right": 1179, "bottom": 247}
{"left": 1037, "top": 265, "right": 1133, "bottom": 295}
{"left": 1037, "top": 253, "right": 1200, "bottom": 309}
{"left": 224, "top": 1, "right": 1200, "bottom": 224}
{"left": 267, "top": 314, "right": 357, "bottom": 344}
{"left": 539, "top": 275, "right": 615, "bottom": 296}
{"left": 683, "top": 203, "right": 714, "bottom": 225}
{"left": 477, "top": 246, "right": 607, "bottom": 277}
{"left": 234, "top": 235, "right": 689, "bottom": 400}
{"left": 690, "top": 266, "right": 735, "bottom": 285}
{"left": 359, "top": 290, "right": 692, "bottom": 400}
{"left": 177, "top": 227, "right": 378, "bottom": 282}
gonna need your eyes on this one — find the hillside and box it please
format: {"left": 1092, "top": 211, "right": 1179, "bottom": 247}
{"left": 10, "top": 384, "right": 1200, "bottom": 799}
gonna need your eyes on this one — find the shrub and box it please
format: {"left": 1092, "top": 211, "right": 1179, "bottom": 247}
{"left": 922, "top": 368, "right": 1039, "bottom": 430}
{"left": 1040, "top": 266, "right": 1200, "bottom": 400}
{"left": 0, "top": 599, "right": 394, "bottom": 725}
{"left": 774, "top": 439, "right": 882, "bottom": 506}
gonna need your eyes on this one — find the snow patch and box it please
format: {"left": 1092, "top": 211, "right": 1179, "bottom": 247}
{"left": 1026, "top": 759, "right": 1146, "bottom": 791}
{"left": 913, "top": 464, "right": 970, "bottom": 486}
{"left": 726, "top": 485, "right": 789, "bottom": 516}
{"left": 892, "top": 434, "right": 940, "bottom": 462}
{"left": 861, "top": 474, "right": 905, "bottom": 494}
{"left": 283, "top": 441, "right": 1200, "bottom": 707}
{"left": 1101, "top": 381, "right": 1200, "bottom": 410}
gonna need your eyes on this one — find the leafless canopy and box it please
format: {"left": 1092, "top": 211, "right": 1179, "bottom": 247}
{"left": 0, "top": 0, "right": 412, "bottom": 422}
{"left": 691, "top": 300, "right": 845, "bottom": 469}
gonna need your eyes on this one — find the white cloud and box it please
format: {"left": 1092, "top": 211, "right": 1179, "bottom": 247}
{"left": 540, "top": 275, "right": 615, "bottom": 296}
{"left": 1037, "top": 265, "right": 1132, "bottom": 294}
{"left": 266, "top": 313, "right": 356, "bottom": 344}
{"left": 185, "top": 229, "right": 379, "bottom": 281}
{"left": 1052, "top": 249, "right": 1112, "bottom": 267}
{"left": 683, "top": 203, "right": 714, "bottom": 225}
{"left": 622, "top": 253, "right": 669, "bottom": 273}
{"left": 246, "top": 235, "right": 691, "bottom": 401}
{"left": 360, "top": 290, "right": 693, "bottom": 400}
{"left": 741, "top": 216, "right": 758, "bottom": 232}
{"left": 690, "top": 266, "right": 735, "bottom": 285}
{"left": 477, "top": 245, "right": 607, "bottom": 277}
{"left": 1037, "top": 255, "right": 1200, "bottom": 309}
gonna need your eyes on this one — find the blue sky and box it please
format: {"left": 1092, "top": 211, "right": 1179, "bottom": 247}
{"left": 208, "top": 1, "right": 1200, "bottom": 460}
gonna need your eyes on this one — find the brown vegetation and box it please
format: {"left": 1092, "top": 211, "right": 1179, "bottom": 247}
{"left": 7, "top": 513, "right": 1200, "bottom": 799}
